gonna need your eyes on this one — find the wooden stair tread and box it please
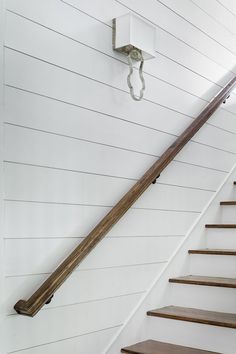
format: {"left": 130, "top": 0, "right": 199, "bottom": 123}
{"left": 188, "top": 249, "right": 236, "bottom": 255}
{"left": 121, "top": 340, "right": 218, "bottom": 354}
{"left": 147, "top": 306, "right": 236, "bottom": 328}
{"left": 169, "top": 275, "right": 236, "bottom": 288}
{"left": 205, "top": 224, "right": 236, "bottom": 228}
{"left": 220, "top": 201, "right": 236, "bottom": 205}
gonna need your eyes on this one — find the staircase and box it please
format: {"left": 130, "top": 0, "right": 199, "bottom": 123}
{"left": 121, "top": 181, "right": 236, "bottom": 353}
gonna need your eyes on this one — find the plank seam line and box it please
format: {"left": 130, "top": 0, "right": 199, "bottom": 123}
{"left": 5, "top": 235, "right": 184, "bottom": 240}
{"left": 217, "top": 0, "right": 236, "bottom": 18}
{"left": 189, "top": 0, "right": 236, "bottom": 37}
{"left": 7, "top": 6, "right": 226, "bottom": 89}
{"left": 4, "top": 199, "right": 201, "bottom": 213}
{"left": 7, "top": 291, "right": 145, "bottom": 317}
{"left": 6, "top": 84, "right": 236, "bottom": 136}
{"left": 5, "top": 260, "right": 169, "bottom": 278}
{"left": 113, "top": 0, "right": 236, "bottom": 75}
{"left": 5, "top": 10, "right": 223, "bottom": 105}
{"left": 3, "top": 160, "right": 224, "bottom": 185}
{"left": 5, "top": 12, "right": 236, "bottom": 118}
{"left": 6, "top": 45, "right": 219, "bottom": 119}
{"left": 6, "top": 121, "right": 236, "bottom": 159}
{"left": 157, "top": 0, "right": 236, "bottom": 58}
{"left": 7, "top": 324, "right": 122, "bottom": 354}
{"left": 60, "top": 0, "right": 236, "bottom": 76}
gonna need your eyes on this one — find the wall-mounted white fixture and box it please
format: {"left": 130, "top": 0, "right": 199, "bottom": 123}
{"left": 112, "top": 13, "right": 156, "bottom": 101}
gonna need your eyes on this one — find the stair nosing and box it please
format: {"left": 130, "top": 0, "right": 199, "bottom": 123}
{"left": 169, "top": 275, "right": 236, "bottom": 288}
{"left": 220, "top": 201, "right": 236, "bottom": 205}
{"left": 147, "top": 306, "right": 236, "bottom": 329}
{"left": 188, "top": 249, "right": 236, "bottom": 256}
{"left": 205, "top": 224, "right": 236, "bottom": 228}
{"left": 121, "top": 339, "right": 219, "bottom": 354}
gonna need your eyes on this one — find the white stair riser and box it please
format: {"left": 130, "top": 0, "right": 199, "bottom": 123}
{"left": 206, "top": 229, "right": 236, "bottom": 248}
{"left": 217, "top": 206, "right": 236, "bottom": 223}
{"left": 146, "top": 316, "right": 236, "bottom": 354}
{"left": 169, "top": 283, "right": 236, "bottom": 313}
{"left": 189, "top": 254, "right": 236, "bottom": 277}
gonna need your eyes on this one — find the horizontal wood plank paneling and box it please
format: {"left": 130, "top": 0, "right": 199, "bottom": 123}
{"left": 159, "top": 0, "right": 236, "bottom": 55}
{"left": 4, "top": 163, "right": 213, "bottom": 211}
{"left": 7, "top": 327, "right": 119, "bottom": 354}
{"left": 4, "top": 124, "right": 228, "bottom": 185}
{"left": 115, "top": 0, "right": 236, "bottom": 72}
{"left": 4, "top": 294, "right": 141, "bottom": 352}
{"left": 5, "top": 83, "right": 191, "bottom": 139}
{"left": 5, "top": 0, "right": 233, "bottom": 89}
{"left": 4, "top": 202, "right": 196, "bottom": 238}
{"left": 191, "top": 0, "right": 236, "bottom": 37}
{"left": 209, "top": 109, "right": 236, "bottom": 134}
{"left": 5, "top": 236, "right": 180, "bottom": 276}
{"left": 4, "top": 45, "right": 206, "bottom": 119}
{"left": 218, "top": 0, "right": 236, "bottom": 16}
{"left": 59, "top": 0, "right": 234, "bottom": 77}
{"left": 4, "top": 9, "right": 221, "bottom": 102}
{"left": 5, "top": 263, "right": 163, "bottom": 314}
{"left": 154, "top": 29, "right": 232, "bottom": 86}
{"left": 61, "top": 0, "right": 236, "bottom": 74}
{"left": 4, "top": 124, "right": 156, "bottom": 180}
{"left": 5, "top": 49, "right": 196, "bottom": 136}
{"left": 5, "top": 161, "right": 226, "bottom": 193}
{"left": 5, "top": 87, "right": 236, "bottom": 156}
{"left": 59, "top": 0, "right": 234, "bottom": 81}
{"left": 7, "top": 6, "right": 236, "bottom": 117}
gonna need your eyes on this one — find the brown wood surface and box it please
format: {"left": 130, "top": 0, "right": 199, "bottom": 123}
{"left": 14, "top": 76, "right": 236, "bottom": 316}
{"left": 205, "top": 224, "right": 236, "bottom": 228}
{"left": 220, "top": 201, "right": 236, "bottom": 205}
{"left": 169, "top": 275, "right": 236, "bottom": 288}
{"left": 147, "top": 306, "right": 236, "bottom": 328}
{"left": 188, "top": 249, "right": 236, "bottom": 255}
{"left": 121, "top": 340, "right": 218, "bottom": 354}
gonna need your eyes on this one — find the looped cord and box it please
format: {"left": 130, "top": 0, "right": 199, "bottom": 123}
{"left": 127, "top": 49, "right": 145, "bottom": 101}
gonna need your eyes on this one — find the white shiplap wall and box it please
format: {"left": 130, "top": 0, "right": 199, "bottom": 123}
{"left": 1, "top": 0, "right": 236, "bottom": 353}
{"left": 0, "top": 0, "right": 5, "bottom": 348}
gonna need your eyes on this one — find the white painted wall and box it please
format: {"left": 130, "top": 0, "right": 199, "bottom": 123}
{"left": 1, "top": 1, "right": 236, "bottom": 353}
{"left": 0, "top": 1, "right": 5, "bottom": 352}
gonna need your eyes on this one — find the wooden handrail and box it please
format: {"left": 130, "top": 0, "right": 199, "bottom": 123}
{"left": 14, "top": 76, "right": 236, "bottom": 317}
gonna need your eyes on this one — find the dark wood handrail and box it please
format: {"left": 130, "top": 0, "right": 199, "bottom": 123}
{"left": 14, "top": 76, "right": 236, "bottom": 316}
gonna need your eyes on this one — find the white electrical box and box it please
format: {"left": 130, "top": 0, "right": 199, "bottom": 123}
{"left": 112, "top": 13, "right": 156, "bottom": 60}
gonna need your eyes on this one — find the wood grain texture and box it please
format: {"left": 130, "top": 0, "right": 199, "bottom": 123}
{"left": 147, "top": 305, "right": 236, "bottom": 328}
{"left": 169, "top": 275, "right": 236, "bottom": 288}
{"left": 188, "top": 249, "right": 236, "bottom": 255}
{"left": 14, "top": 76, "right": 236, "bottom": 316}
{"left": 121, "top": 339, "right": 218, "bottom": 354}
{"left": 220, "top": 201, "right": 236, "bottom": 205}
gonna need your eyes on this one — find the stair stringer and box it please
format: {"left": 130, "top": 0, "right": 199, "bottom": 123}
{"left": 104, "top": 162, "right": 236, "bottom": 354}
